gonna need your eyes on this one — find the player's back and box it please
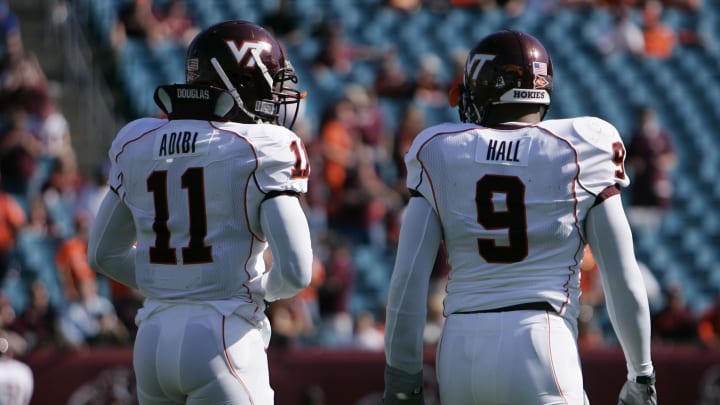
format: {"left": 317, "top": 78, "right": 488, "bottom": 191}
{"left": 405, "top": 117, "right": 627, "bottom": 321}
{"left": 108, "top": 117, "right": 307, "bottom": 306}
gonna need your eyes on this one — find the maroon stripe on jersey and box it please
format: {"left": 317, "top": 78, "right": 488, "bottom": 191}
{"left": 208, "top": 122, "right": 262, "bottom": 313}
{"left": 208, "top": 122, "right": 263, "bottom": 242}
{"left": 222, "top": 316, "right": 255, "bottom": 404}
{"left": 113, "top": 122, "right": 167, "bottom": 163}
{"left": 114, "top": 122, "right": 167, "bottom": 201}
{"left": 593, "top": 184, "right": 621, "bottom": 207}
{"left": 532, "top": 124, "right": 584, "bottom": 315}
{"left": 413, "top": 126, "right": 485, "bottom": 234}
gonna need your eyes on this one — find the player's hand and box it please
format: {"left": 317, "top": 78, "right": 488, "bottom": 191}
{"left": 618, "top": 373, "right": 657, "bottom": 405}
{"left": 383, "top": 364, "right": 424, "bottom": 405}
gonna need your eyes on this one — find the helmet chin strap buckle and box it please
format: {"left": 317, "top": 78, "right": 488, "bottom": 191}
{"left": 255, "top": 100, "right": 275, "bottom": 116}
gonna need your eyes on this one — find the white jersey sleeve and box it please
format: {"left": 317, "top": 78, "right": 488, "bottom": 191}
{"left": 547, "top": 116, "right": 630, "bottom": 194}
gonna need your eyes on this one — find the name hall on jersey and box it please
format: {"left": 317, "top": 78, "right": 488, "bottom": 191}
{"left": 158, "top": 131, "right": 199, "bottom": 157}
{"left": 486, "top": 139, "right": 521, "bottom": 162}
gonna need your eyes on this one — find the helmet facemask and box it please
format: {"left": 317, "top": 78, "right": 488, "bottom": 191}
{"left": 210, "top": 53, "right": 302, "bottom": 129}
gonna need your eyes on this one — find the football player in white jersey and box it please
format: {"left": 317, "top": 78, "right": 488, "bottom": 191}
{"left": 383, "top": 30, "right": 656, "bottom": 405}
{"left": 87, "top": 20, "right": 313, "bottom": 405}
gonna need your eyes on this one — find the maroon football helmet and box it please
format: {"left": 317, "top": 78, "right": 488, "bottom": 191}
{"left": 457, "top": 30, "right": 553, "bottom": 125}
{"left": 185, "top": 20, "right": 303, "bottom": 128}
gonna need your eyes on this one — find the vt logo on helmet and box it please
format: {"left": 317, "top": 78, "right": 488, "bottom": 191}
{"left": 225, "top": 40, "right": 272, "bottom": 68}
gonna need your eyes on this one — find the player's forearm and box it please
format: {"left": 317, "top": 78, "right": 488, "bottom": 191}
{"left": 385, "top": 197, "right": 441, "bottom": 373}
{"left": 260, "top": 195, "right": 313, "bottom": 301}
{"left": 586, "top": 196, "right": 653, "bottom": 379}
{"left": 87, "top": 191, "right": 138, "bottom": 288}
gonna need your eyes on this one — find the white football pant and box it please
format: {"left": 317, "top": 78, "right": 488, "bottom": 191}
{"left": 437, "top": 310, "right": 585, "bottom": 405}
{"left": 133, "top": 304, "right": 273, "bottom": 405}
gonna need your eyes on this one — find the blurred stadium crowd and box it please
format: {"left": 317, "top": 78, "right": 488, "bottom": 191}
{"left": 2, "top": 0, "right": 720, "bottom": 368}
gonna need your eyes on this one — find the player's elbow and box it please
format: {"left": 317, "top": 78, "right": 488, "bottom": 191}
{"left": 285, "top": 254, "right": 313, "bottom": 291}
{"left": 87, "top": 240, "right": 103, "bottom": 274}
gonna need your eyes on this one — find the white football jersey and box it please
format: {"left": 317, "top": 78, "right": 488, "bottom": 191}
{"left": 405, "top": 117, "right": 629, "bottom": 322}
{"left": 107, "top": 118, "right": 309, "bottom": 314}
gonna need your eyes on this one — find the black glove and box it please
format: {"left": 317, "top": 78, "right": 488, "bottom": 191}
{"left": 618, "top": 372, "right": 657, "bottom": 405}
{"left": 383, "top": 364, "right": 424, "bottom": 405}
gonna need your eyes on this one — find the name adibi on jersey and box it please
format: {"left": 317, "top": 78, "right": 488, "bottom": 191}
{"left": 154, "top": 131, "right": 203, "bottom": 159}
{"left": 475, "top": 132, "right": 532, "bottom": 166}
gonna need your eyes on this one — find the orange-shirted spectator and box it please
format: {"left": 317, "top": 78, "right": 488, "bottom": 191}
{"left": 0, "top": 177, "right": 26, "bottom": 279}
{"left": 641, "top": 0, "right": 677, "bottom": 59}
{"left": 55, "top": 214, "right": 95, "bottom": 301}
{"left": 320, "top": 98, "right": 356, "bottom": 196}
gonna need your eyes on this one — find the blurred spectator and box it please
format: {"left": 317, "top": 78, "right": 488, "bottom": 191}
{"left": 0, "top": 1, "right": 20, "bottom": 60}
{"left": 351, "top": 310, "right": 384, "bottom": 350}
{"left": 23, "top": 195, "right": 59, "bottom": 241}
{"left": 391, "top": 104, "right": 425, "bottom": 194}
{"left": 413, "top": 54, "right": 447, "bottom": 108}
{"left": 55, "top": 213, "right": 94, "bottom": 302}
{"left": 0, "top": 173, "right": 25, "bottom": 280}
{"left": 319, "top": 97, "right": 402, "bottom": 247}
{"left": 626, "top": 105, "right": 676, "bottom": 231}
{"left": 107, "top": 281, "right": 143, "bottom": 342}
{"left": 58, "top": 278, "right": 129, "bottom": 349}
{"left": 319, "top": 98, "right": 355, "bottom": 202}
{"left": 0, "top": 293, "right": 26, "bottom": 354}
{"left": 594, "top": 5, "right": 645, "bottom": 58}
{"left": 698, "top": 295, "right": 720, "bottom": 349}
{"left": 40, "top": 156, "right": 77, "bottom": 239}
{"left": 0, "top": 113, "right": 46, "bottom": 195}
{"left": 373, "top": 50, "right": 415, "bottom": 99}
{"left": 157, "top": 0, "right": 199, "bottom": 46}
{"left": 0, "top": 334, "right": 33, "bottom": 405}
{"left": 34, "top": 93, "right": 71, "bottom": 159}
{"left": 345, "top": 84, "right": 386, "bottom": 148}
{"left": 74, "top": 160, "right": 110, "bottom": 224}
{"left": 8, "top": 279, "right": 59, "bottom": 351}
{"left": 317, "top": 241, "right": 355, "bottom": 346}
{"left": 262, "top": 0, "right": 304, "bottom": 45}
{"left": 0, "top": 29, "right": 47, "bottom": 101}
{"left": 641, "top": 0, "right": 677, "bottom": 59}
{"left": 383, "top": 0, "right": 422, "bottom": 12}
{"left": 111, "top": 0, "right": 165, "bottom": 51}
{"left": 267, "top": 295, "right": 315, "bottom": 349}
{"left": 651, "top": 283, "right": 699, "bottom": 345}
{"left": 294, "top": 256, "right": 327, "bottom": 343}
{"left": 312, "top": 20, "right": 383, "bottom": 79}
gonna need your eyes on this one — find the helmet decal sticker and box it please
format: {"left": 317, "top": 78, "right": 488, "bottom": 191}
{"left": 225, "top": 40, "right": 272, "bottom": 68}
{"left": 465, "top": 53, "right": 496, "bottom": 83}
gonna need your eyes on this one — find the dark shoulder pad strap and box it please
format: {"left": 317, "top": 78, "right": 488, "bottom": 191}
{"left": 592, "top": 184, "right": 621, "bottom": 207}
{"left": 154, "top": 84, "right": 239, "bottom": 121}
{"left": 262, "top": 190, "right": 300, "bottom": 202}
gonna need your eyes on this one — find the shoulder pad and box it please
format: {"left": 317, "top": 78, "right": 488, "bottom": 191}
{"left": 571, "top": 116, "right": 622, "bottom": 148}
{"left": 154, "top": 84, "right": 240, "bottom": 121}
